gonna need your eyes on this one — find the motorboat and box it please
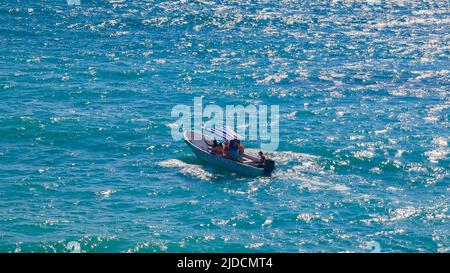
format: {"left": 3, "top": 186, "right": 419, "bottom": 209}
{"left": 183, "top": 129, "right": 275, "bottom": 177}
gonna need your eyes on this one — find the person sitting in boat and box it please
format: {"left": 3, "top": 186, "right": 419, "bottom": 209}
{"left": 214, "top": 142, "right": 224, "bottom": 156}
{"left": 238, "top": 141, "right": 245, "bottom": 162}
{"left": 257, "top": 151, "right": 268, "bottom": 167}
{"left": 228, "top": 138, "right": 240, "bottom": 161}
{"left": 224, "top": 139, "right": 230, "bottom": 158}
{"left": 210, "top": 139, "right": 219, "bottom": 154}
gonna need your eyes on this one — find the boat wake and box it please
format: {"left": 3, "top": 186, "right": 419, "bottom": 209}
{"left": 158, "top": 159, "right": 215, "bottom": 181}
{"left": 268, "top": 150, "right": 350, "bottom": 192}
{"left": 159, "top": 150, "right": 350, "bottom": 192}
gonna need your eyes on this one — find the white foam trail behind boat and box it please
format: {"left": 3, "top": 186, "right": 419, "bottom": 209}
{"left": 158, "top": 159, "right": 214, "bottom": 181}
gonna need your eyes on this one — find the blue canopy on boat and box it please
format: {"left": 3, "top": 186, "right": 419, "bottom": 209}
{"left": 206, "top": 126, "right": 243, "bottom": 140}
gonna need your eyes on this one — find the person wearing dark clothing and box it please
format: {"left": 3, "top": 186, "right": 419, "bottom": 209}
{"left": 257, "top": 151, "right": 268, "bottom": 167}
{"left": 228, "top": 138, "right": 239, "bottom": 160}
{"left": 214, "top": 143, "right": 224, "bottom": 156}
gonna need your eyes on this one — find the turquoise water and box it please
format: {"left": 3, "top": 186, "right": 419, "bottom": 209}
{"left": 0, "top": 0, "right": 449, "bottom": 253}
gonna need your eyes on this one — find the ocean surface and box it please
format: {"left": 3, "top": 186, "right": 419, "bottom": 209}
{"left": 0, "top": 0, "right": 449, "bottom": 253}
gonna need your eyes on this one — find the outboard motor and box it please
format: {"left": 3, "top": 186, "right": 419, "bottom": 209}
{"left": 263, "top": 159, "right": 275, "bottom": 175}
